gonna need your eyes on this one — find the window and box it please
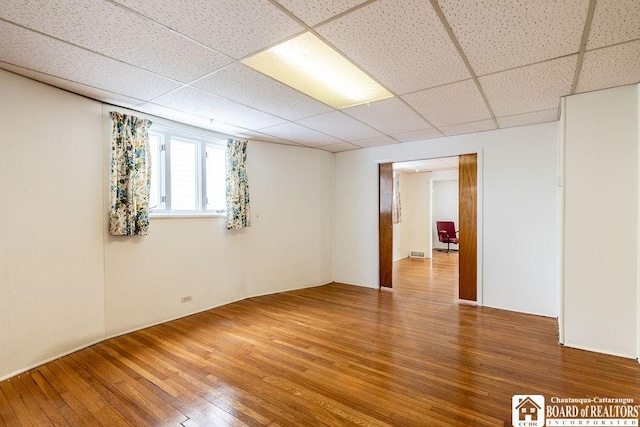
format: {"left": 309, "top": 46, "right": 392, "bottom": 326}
{"left": 148, "top": 126, "right": 226, "bottom": 215}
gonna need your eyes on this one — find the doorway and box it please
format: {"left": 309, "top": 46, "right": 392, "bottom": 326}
{"left": 379, "top": 153, "right": 479, "bottom": 301}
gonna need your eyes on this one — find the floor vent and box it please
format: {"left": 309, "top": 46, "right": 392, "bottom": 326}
{"left": 409, "top": 250, "right": 427, "bottom": 259}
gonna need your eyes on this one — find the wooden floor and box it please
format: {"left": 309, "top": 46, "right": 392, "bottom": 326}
{"left": 1, "top": 252, "right": 639, "bottom": 426}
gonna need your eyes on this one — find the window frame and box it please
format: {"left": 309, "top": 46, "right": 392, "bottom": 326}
{"left": 148, "top": 125, "right": 227, "bottom": 218}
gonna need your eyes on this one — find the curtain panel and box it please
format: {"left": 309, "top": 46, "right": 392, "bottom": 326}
{"left": 109, "top": 112, "right": 153, "bottom": 236}
{"left": 226, "top": 138, "right": 251, "bottom": 230}
{"left": 392, "top": 171, "right": 402, "bottom": 224}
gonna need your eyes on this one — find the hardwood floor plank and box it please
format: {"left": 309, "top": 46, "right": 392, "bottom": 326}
{"left": 0, "top": 380, "right": 33, "bottom": 426}
{"left": 1, "top": 251, "right": 639, "bottom": 426}
{"left": 14, "top": 373, "right": 67, "bottom": 426}
{"left": 36, "top": 364, "right": 103, "bottom": 425}
{"left": 0, "top": 386, "right": 20, "bottom": 426}
{"left": 49, "top": 359, "right": 133, "bottom": 426}
{"left": 29, "top": 369, "right": 85, "bottom": 426}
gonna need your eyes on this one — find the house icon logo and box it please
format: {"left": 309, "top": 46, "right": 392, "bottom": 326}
{"left": 512, "top": 395, "right": 545, "bottom": 427}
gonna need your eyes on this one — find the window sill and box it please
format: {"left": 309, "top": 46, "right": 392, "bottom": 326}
{"left": 150, "top": 212, "right": 226, "bottom": 219}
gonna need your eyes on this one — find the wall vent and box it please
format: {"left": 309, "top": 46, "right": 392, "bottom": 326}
{"left": 409, "top": 250, "right": 427, "bottom": 259}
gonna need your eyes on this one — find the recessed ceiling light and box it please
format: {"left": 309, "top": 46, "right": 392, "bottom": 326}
{"left": 242, "top": 32, "right": 393, "bottom": 109}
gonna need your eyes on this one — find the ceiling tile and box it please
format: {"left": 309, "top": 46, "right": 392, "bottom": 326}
{"left": 343, "top": 97, "right": 433, "bottom": 135}
{"left": 237, "top": 131, "right": 303, "bottom": 146}
{"left": 0, "top": 21, "right": 180, "bottom": 100}
{"left": 0, "top": 0, "right": 232, "bottom": 83}
{"left": 439, "top": 119, "right": 496, "bottom": 136}
{"left": 276, "top": 0, "right": 368, "bottom": 26}
{"left": 152, "top": 87, "right": 287, "bottom": 130}
{"left": 0, "top": 62, "right": 144, "bottom": 108}
{"left": 576, "top": 40, "right": 640, "bottom": 94}
{"left": 135, "top": 102, "right": 251, "bottom": 135}
{"left": 296, "top": 111, "right": 383, "bottom": 141}
{"left": 439, "top": 0, "right": 587, "bottom": 76}
{"left": 587, "top": 0, "right": 640, "bottom": 50}
{"left": 318, "top": 142, "right": 360, "bottom": 153}
{"left": 496, "top": 109, "right": 559, "bottom": 129}
{"left": 352, "top": 136, "right": 398, "bottom": 148}
{"left": 113, "top": 0, "right": 303, "bottom": 59}
{"left": 316, "top": 0, "right": 469, "bottom": 95}
{"left": 479, "top": 55, "right": 577, "bottom": 117}
{"left": 402, "top": 80, "right": 491, "bottom": 127}
{"left": 391, "top": 128, "right": 443, "bottom": 143}
{"left": 193, "top": 63, "right": 333, "bottom": 121}
{"left": 258, "top": 122, "right": 343, "bottom": 147}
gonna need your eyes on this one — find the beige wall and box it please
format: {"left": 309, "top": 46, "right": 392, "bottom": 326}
{"left": 402, "top": 173, "right": 431, "bottom": 257}
{"left": 0, "top": 70, "right": 105, "bottom": 379}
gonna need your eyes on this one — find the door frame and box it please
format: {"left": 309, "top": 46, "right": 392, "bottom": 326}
{"left": 377, "top": 148, "right": 484, "bottom": 306}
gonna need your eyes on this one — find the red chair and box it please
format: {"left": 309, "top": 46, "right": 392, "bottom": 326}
{"left": 436, "top": 221, "right": 459, "bottom": 253}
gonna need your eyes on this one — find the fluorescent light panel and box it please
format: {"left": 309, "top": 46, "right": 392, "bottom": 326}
{"left": 243, "top": 32, "right": 393, "bottom": 109}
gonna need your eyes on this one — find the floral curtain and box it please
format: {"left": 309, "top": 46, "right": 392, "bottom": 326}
{"left": 109, "top": 112, "right": 153, "bottom": 236}
{"left": 392, "top": 171, "right": 402, "bottom": 224}
{"left": 226, "top": 138, "right": 251, "bottom": 230}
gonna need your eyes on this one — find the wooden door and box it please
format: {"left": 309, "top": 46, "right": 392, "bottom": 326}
{"left": 458, "top": 154, "right": 477, "bottom": 301}
{"left": 379, "top": 163, "right": 393, "bottom": 288}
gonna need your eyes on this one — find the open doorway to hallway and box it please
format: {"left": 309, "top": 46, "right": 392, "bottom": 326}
{"left": 391, "top": 157, "right": 460, "bottom": 299}
{"left": 380, "top": 154, "right": 478, "bottom": 301}
{"left": 392, "top": 157, "right": 459, "bottom": 261}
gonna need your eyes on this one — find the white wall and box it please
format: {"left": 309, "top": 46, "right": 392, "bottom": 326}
{"left": 0, "top": 70, "right": 105, "bottom": 380}
{"left": 334, "top": 122, "right": 560, "bottom": 317}
{"left": 563, "top": 84, "right": 639, "bottom": 358}
{"left": 401, "top": 173, "right": 431, "bottom": 257}
{"left": 243, "top": 141, "right": 334, "bottom": 297}
{"left": 103, "top": 107, "right": 335, "bottom": 337}
{"left": 432, "top": 179, "right": 459, "bottom": 251}
{"left": 480, "top": 124, "right": 560, "bottom": 317}
{"left": 392, "top": 224, "right": 403, "bottom": 261}
{"left": 0, "top": 70, "right": 335, "bottom": 380}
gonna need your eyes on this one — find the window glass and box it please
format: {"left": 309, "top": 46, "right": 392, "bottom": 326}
{"left": 170, "top": 138, "right": 198, "bottom": 211}
{"left": 147, "top": 126, "right": 226, "bottom": 216}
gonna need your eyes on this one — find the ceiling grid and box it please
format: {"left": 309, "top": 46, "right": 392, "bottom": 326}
{"left": 0, "top": 0, "right": 637, "bottom": 151}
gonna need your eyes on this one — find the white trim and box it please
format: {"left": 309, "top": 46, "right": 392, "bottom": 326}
{"left": 376, "top": 147, "right": 481, "bottom": 165}
{"left": 0, "top": 337, "right": 105, "bottom": 382}
{"left": 476, "top": 148, "right": 484, "bottom": 307}
{"left": 637, "top": 83, "right": 640, "bottom": 363}
{"left": 150, "top": 212, "right": 226, "bottom": 219}
{"left": 561, "top": 343, "right": 637, "bottom": 360}
{"left": 558, "top": 96, "right": 567, "bottom": 345}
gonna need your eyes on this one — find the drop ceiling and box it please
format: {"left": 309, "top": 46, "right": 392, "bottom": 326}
{"left": 0, "top": 0, "right": 638, "bottom": 153}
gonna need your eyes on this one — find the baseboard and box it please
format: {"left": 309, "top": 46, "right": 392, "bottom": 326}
{"left": 0, "top": 337, "right": 105, "bottom": 382}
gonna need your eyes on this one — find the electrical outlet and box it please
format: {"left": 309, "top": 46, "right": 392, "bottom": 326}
{"left": 181, "top": 296, "right": 192, "bottom": 303}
